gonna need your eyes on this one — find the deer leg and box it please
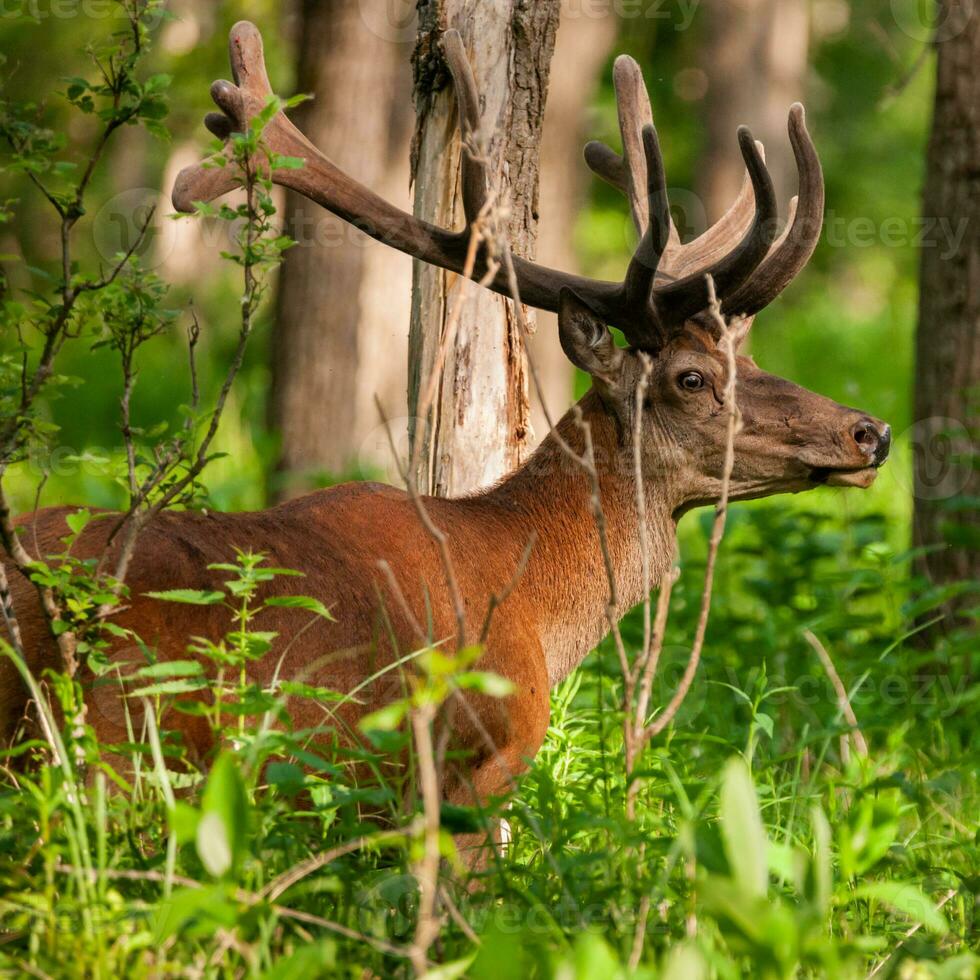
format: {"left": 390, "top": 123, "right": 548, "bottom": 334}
{"left": 441, "top": 678, "right": 551, "bottom": 871}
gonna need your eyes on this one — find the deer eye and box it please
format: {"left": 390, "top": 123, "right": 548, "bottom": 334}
{"left": 678, "top": 371, "right": 705, "bottom": 392}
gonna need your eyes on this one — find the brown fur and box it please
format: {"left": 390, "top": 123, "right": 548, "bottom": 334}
{"left": 1, "top": 321, "right": 890, "bottom": 818}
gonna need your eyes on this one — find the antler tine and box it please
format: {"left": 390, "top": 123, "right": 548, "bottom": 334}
{"left": 620, "top": 124, "right": 671, "bottom": 345}
{"left": 441, "top": 30, "right": 488, "bottom": 225}
{"left": 653, "top": 127, "right": 778, "bottom": 327}
{"left": 613, "top": 55, "right": 654, "bottom": 238}
{"left": 585, "top": 56, "right": 682, "bottom": 253}
{"left": 722, "top": 104, "right": 824, "bottom": 318}
{"left": 172, "top": 22, "right": 633, "bottom": 321}
{"left": 660, "top": 141, "right": 764, "bottom": 281}
{"left": 228, "top": 19, "right": 273, "bottom": 99}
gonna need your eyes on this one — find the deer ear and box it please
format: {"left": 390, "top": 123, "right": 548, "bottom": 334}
{"left": 558, "top": 288, "right": 624, "bottom": 384}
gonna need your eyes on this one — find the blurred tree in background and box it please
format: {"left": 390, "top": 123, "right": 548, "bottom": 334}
{"left": 913, "top": 0, "right": 979, "bottom": 622}
{"left": 271, "top": 0, "right": 415, "bottom": 499}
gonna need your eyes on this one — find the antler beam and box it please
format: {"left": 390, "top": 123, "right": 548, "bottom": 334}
{"left": 173, "top": 21, "right": 824, "bottom": 350}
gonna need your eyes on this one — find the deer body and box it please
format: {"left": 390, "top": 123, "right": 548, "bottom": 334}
{"left": 2, "top": 393, "right": 675, "bottom": 799}
{"left": 2, "top": 23, "right": 893, "bottom": 829}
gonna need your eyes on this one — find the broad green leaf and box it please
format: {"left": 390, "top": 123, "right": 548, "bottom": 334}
{"left": 662, "top": 943, "right": 708, "bottom": 980}
{"left": 854, "top": 881, "right": 949, "bottom": 934}
{"left": 128, "top": 678, "right": 206, "bottom": 698}
{"left": 260, "top": 940, "right": 336, "bottom": 979}
{"left": 359, "top": 701, "right": 408, "bottom": 732}
{"left": 264, "top": 595, "right": 335, "bottom": 619}
{"left": 65, "top": 508, "right": 92, "bottom": 535}
{"left": 719, "top": 756, "right": 768, "bottom": 898}
{"left": 196, "top": 753, "right": 249, "bottom": 879}
{"left": 145, "top": 589, "right": 225, "bottom": 605}
{"left": 131, "top": 659, "right": 203, "bottom": 680}
{"left": 456, "top": 671, "right": 515, "bottom": 698}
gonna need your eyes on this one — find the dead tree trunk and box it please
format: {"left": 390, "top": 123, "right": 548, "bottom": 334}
{"left": 409, "top": 0, "right": 560, "bottom": 496}
{"left": 913, "top": 0, "right": 980, "bottom": 619}
{"left": 271, "top": 0, "right": 415, "bottom": 497}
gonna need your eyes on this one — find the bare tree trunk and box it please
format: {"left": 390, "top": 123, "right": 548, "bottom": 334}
{"left": 698, "top": 0, "right": 810, "bottom": 226}
{"left": 913, "top": 0, "right": 980, "bottom": 622}
{"left": 531, "top": 4, "right": 618, "bottom": 444}
{"left": 409, "top": 0, "right": 560, "bottom": 497}
{"left": 271, "top": 0, "right": 415, "bottom": 497}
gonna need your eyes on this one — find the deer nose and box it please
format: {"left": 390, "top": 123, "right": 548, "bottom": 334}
{"left": 851, "top": 419, "right": 891, "bottom": 466}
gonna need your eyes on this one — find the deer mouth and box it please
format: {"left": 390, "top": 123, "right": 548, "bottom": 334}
{"left": 808, "top": 465, "right": 879, "bottom": 488}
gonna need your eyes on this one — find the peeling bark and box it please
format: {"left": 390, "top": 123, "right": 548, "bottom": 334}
{"left": 409, "top": 0, "right": 560, "bottom": 496}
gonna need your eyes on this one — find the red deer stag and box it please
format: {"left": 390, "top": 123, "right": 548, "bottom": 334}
{"left": 2, "top": 23, "right": 889, "bottom": 819}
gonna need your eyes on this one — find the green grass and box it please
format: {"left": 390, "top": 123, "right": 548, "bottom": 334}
{"left": 0, "top": 495, "right": 975, "bottom": 979}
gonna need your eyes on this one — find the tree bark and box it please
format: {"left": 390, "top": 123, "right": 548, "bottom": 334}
{"left": 913, "top": 0, "right": 980, "bottom": 619}
{"left": 409, "top": 0, "right": 560, "bottom": 497}
{"left": 271, "top": 0, "right": 415, "bottom": 497}
{"left": 531, "top": 5, "right": 618, "bottom": 444}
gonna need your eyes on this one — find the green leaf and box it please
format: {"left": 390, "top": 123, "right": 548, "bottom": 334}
{"left": 65, "top": 508, "right": 92, "bottom": 536}
{"left": 420, "top": 957, "right": 475, "bottom": 980}
{"left": 128, "top": 678, "right": 206, "bottom": 698}
{"left": 359, "top": 701, "right": 408, "bottom": 733}
{"left": 456, "top": 671, "right": 515, "bottom": 698}
{"left": 260, "top": 940, "right": 336, "bottom": 979}
{"left": 131, "top": 659, "right": 203, "bottom": 680}
{"left": 196, "top": 753, "right": 249, "bottom": 879}
{"left": 278, "top": 680, "right": 345, "bottom": 702}
{"left": 145, "top": 589, "right": 225, "bottom": 605}
{"left": 662, "top": 943, "right": 708, "bottom": 980}
{"left": 853, "top": 881, "right": 949, "bottom": 934}
{"left": 719, "top": 756, "right": 768, "bottom": 898}
{"left": 263, "top": 595, "right": 334, "bottom": 619}
{"left": 810, "top": 805, "right": 832, "bottom": 915}
{"left": 170, "top": 801, "right": 199, "bottom": 845}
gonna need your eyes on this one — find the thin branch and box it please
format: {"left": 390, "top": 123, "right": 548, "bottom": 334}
{"left": 803, "top": 629, "right": 869, "bottom": 760}
{"left": 643, "top": 275, "right": 741, "bottom": 743}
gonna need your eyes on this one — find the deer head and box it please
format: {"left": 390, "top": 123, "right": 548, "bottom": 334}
{"left": 173, "top": 22, "right": 890, "bottom": 508}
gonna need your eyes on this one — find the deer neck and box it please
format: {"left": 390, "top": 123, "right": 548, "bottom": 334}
{"left": 478, "top": 390, "right": 679, "bottom": 685}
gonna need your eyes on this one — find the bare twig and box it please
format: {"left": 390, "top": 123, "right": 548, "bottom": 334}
{"left": 408, "top": 702, "right": 443, "bottom": 976}
{"left": 803, "top": 629, "right": 869, "bottom": 760}
{"left": 376, "top": 397, "right": 467, "bottom": 650}
{"left": 642, "top": 276, "right": 741, "bottom": 743}
{"left": 262, "top": 830, "right": 405, "bottom": 902}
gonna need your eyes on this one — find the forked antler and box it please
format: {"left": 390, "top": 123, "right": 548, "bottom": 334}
{"left": 583, "top": 56, "right": 824, "bottom": 324}
{"left": 173, "top": 21, "right": 824, "bottom": 351}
